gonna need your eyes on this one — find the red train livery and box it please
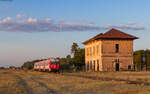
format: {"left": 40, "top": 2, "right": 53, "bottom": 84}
{"left": 34, "top": 59, "right": 60, "bottom": 72}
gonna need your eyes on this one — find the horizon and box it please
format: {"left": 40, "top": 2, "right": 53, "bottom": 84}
{"left": 0, "top": 0, "right": 150, "bottom": 67}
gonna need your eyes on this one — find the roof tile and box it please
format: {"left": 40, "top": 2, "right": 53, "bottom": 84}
{"left": 83, "top": 28, "right": 138, "bottom": 44}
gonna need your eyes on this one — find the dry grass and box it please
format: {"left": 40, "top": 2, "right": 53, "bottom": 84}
{"left": 0, "top": 69, "right": 150, "bottom": 94}
{"left": 71, "top": 71, "right": 150, "bottom": 83}
{"left": 0, "top": 70, "right": 26, "bottom": 94}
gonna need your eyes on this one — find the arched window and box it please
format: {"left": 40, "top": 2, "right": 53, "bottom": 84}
{"left": 97, "top": 60, "right": 99, "bottom": 71}
{"left": 93, "top": 60, "right": 95, "bottom": 71}
{"left": 115, "top": 58, "right": 119, "bottom": 71}
{"left": 90, "top": 61, "right": 92, "bottom": 70}
{"left": 87, "top": 61, "right": 89, "bottom": 70}
{"left": 128, "top": 65, "right": 131, "bottom": 70}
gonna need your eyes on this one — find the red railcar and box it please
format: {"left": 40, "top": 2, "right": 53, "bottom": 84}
{"left": 34, "top": 59, "right": 60, "bottom": 72}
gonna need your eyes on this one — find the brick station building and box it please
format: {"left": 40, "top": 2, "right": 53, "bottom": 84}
{"left": 83, "top": 28, "right": 138, "bottom": 71}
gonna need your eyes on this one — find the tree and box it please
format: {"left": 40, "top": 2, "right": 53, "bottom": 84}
{"left": 71, "top": 42, "right": 79, "bottom": 54}
{"left": 21, "top": 59, "right": 43, "bottom": 69}
{"left": 9, "top": 66, "right": 16, "bottom": 69}
{"left": 72, "top": 48, "right": 85, "bottom": 70}
{"left": 59, "top": 57, "right": 72, "bottom": 72}
{"left": 66, "top": 55, "right": 72, "bottom": 64}
{"left": 134, "top": 49, "right": 150, "bottom": 71}
{"left": 71, "top": 43, "right": 85, "bottom": 70}
{"left": 134, "top": 51, "right": 142, "bottom": 71}
{"left": 0, "top": 67, "right": 5, "bottom": 69}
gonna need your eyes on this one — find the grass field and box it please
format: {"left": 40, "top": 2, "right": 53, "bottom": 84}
{"left": 0, "top": 70, "right": 150, "bottom": 94}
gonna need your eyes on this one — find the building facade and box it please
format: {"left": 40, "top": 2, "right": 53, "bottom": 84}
{"left": 83, "top": 28, "right": 138, "bottom": 71}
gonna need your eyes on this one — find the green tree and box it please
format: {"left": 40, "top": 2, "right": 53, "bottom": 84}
{"left": 134, "top": 49, "right": 150, "bottom": 71}
{"left": 71, "top": 42, "right": 79, "bottom": 54}
{"left": 21, "top": 59, "right": 42, "bottom": 69}
{"left": 0, "top": 67, "right": 5, "bottom": 69}
{"left": 59, "top": 57, "right": 72, "bottom": 72}
{"left": 72, "top": 48, "right": 85, "bottom": 70}
{"left": 66, "top": 55, "right": 72, "bottom": 64}
{"left": 145, "top": 49, "right": 150, "bottom": 70}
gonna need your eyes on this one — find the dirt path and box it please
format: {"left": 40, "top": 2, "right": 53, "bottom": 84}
{"left": 14, "top": 71, "right": 60, "bottom": 94}
{"left": 29, "top": 76, "right": 60, "bottom": 94}
{"left": 63, "top": 73, "right": 150, "bottom": 86}
{"left": 15, "top": 75, "right": 34, "bottom": 94}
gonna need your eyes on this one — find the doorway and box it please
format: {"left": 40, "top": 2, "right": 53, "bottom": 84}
{"left": 115, "top": 63, "right": 119, "bottom": 71}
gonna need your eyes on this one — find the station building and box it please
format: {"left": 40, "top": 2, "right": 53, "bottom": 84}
{"left": 83, "top": 28, "right": 138, "bottom": 71}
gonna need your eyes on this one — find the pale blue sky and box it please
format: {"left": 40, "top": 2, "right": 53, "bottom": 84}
{"left": 0, "top": 0, "right": 149, "bottom": 67}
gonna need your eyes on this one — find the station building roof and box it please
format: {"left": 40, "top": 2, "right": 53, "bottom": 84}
{"left": 83, "top": 28, "right": 138, "bottom": 44}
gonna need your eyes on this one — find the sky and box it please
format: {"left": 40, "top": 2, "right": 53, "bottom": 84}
{"left": 0, "top": 0, "right": 150, "bottom": 67}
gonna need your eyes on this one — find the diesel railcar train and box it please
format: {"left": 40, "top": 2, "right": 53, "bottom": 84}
{"left": 34, "top": 58, "right": 60, "bottom": 72}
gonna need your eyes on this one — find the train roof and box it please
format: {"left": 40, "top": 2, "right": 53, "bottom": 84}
{"left": 34, "top": 58, "right": 59, "bottom": 64}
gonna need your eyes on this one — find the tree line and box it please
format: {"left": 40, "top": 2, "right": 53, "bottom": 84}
{"left": 134, "top": 49, "right": 150, "bottom": 71}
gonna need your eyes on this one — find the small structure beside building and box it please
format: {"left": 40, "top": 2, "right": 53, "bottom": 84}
{"left": 83, "top": 28, "right": 138, "bottom": 71}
